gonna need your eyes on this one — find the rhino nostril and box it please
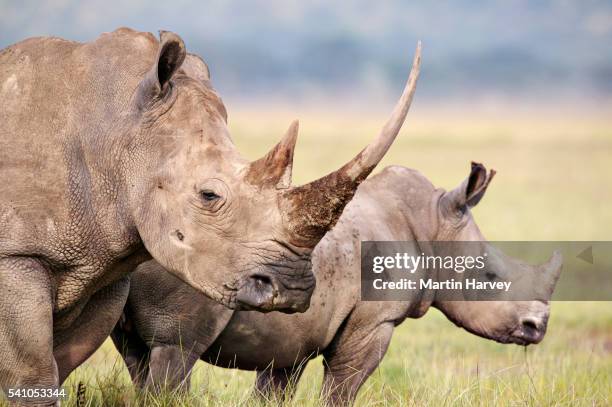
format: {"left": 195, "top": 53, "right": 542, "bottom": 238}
{"left": 235, "top": 274, "right": 278, "bottom": 311}
{"left": 521, "top": 318, "right": 539, "bottom": 333}
{"left": 251, "top": 274, "right": 272, "bottom": 287}
{"left": 250, "top": 274, "right": 278, "bottom": 297}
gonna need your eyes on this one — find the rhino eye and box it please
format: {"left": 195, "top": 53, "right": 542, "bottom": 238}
{"left": 200, "top": 190, "right": 221, "bottom": 202}
{"left": 485, "top": 271, "right": 496, "bottom": 281}
{"left": 455, "top": 205, "right": 468, "bottom": 217}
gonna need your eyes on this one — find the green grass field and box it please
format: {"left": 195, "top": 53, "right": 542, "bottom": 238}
{"left": 6, "top": 107, "right": 612, "bottom": 406}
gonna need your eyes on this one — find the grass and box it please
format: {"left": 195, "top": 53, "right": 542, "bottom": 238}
{"left": 56, "top": 301, "right": 611, "bottom": 406}
{"left": 4, "top": 106, "right": 612, "bottom": 406}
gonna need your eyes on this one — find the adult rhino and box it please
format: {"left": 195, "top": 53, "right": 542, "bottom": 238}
{"left": 0, "top": 27, "right": 420, "bottom": 402}
{"left": 113, "top": 163, "right": 563, "bottom": 406}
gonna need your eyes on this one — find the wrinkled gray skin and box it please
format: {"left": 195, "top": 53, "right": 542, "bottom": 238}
{"left": 113, "top": 163, "right": 563, "bottom": 405}
{"left": 0, "top": 28, "right": 420, "bottom": 405}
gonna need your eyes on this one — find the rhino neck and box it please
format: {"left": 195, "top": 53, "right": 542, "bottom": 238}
{"left": 308, "top": 168, "right": 441, "bottom": 324}
{"left": 72, "top": 32, "right": 173, "bottom": 260}
{"left": 61, "top": 109, "right": 146, "bottom": 249}
{"left": 369, "top": 167, "right": 440, "bottom": 318}
{"left": 59, "top": 30, "right": 160, "bottom": 256}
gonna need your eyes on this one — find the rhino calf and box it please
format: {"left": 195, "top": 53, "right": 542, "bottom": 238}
{"left": 113, "top": 162, "right": 562, "bottom": 405}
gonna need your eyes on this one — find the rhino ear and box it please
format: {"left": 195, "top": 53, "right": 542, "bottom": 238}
{"left": 181, "top": 53, "right": 211, "bottom": 82}
{"left": 155, "top": 31, "right": 186, "bottom": 91}
{"left": 445, "top": 162, "right": 496, "bottom": 210}
{"left": 137, "top": 31, "right": 186, "bottom": 105}
{"left": 464, "top": 162, "right": 494, "bottom": 207}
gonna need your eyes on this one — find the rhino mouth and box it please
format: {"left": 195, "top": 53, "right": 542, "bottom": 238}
{"left": 508, "top": 317, "right": 548, "bottom": 345}
{"left": 459, "top": 315, "right": 549, "bottom": 346}
{"left": 484, "top": 317, "right": 548, "bottom": 346}
{"left": 235, "top": 269, "right": 315, "bottom": 313}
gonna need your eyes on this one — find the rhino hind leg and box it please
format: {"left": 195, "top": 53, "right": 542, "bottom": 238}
{"left": 0, "top": 257, "right": 58, "bottom": 406}
{"left": 110, "top": 312, "right": 151, "bottom": 388}
{"left": 145, "top": 344, "right": 200, "bottom": 393}
{"left": 321, "top": 321, "right": 394, "bottom": 406}
{"left": 254, "top": 363, "right": 307, "bottom": 402}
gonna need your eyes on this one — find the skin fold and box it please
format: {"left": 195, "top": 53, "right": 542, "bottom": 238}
{"left": 113, "top": 163, "right": 563, "bottom": 406}
{"left": 0, "top": 27, "right": 420, "bottom": 405}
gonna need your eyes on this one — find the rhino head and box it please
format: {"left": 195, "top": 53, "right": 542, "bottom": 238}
{"left": 127, "top": 32, "right": 421, "bottom": 313}
{"left": 433, "top": 163, "right": 563, "bottom": 344}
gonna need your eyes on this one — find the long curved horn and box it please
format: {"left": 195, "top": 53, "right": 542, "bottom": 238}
{"left": 280, "top": 42, "right": 422, "bottom": 247}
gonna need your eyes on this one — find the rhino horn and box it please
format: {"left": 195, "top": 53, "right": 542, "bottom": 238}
{"left": 539, "top": 250, "right": 563, "bottom": 297}
{"left": 280, "top": 42, "right": 422, "bottom": 246}
{"left": 246, "top": 120, "right": 299, "bottom": 189}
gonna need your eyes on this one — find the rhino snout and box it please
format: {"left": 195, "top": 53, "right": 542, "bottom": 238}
{"left": 510, "top": 310, "right": 549, "bottom": 345}
{"left": 235, "top": 271, "right": 315, "bottom": 314}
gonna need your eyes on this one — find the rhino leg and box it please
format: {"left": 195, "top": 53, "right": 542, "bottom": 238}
{"left": 145, "top": 344, "right": 201, "bottom": 392}
{"left": 321, "top": 321, "right": 394, "bottom": 406}
{"left": 53, "top": 277, "right": 130, "bottom": 384}
{"left": 254, "top": 364, "right": 307, "bottom": 402}
{"left": 0, "top": 257, "right": 58, "bottom": 406}
{"left": 110, "top": 313, "right": 151, "bottom": 389}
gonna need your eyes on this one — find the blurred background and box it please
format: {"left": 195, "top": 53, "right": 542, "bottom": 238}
{"left": 1, "top": 0, "right": 612, "bottom": 109}
{"left": 1, "top": 1, "right": 611, "bottom": 405}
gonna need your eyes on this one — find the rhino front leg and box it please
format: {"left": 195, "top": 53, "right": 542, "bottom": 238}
{"left": 53, "top": 277, "right": 130, "bottom": 384}
{"left": 254, "top": 363, "right": 307, "bottom": 402}
{"left": 321, "top": 321, "right": 394, "bottom": 406}
{"left": 0, "top": 257, "right": 58, "bottom": 406}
